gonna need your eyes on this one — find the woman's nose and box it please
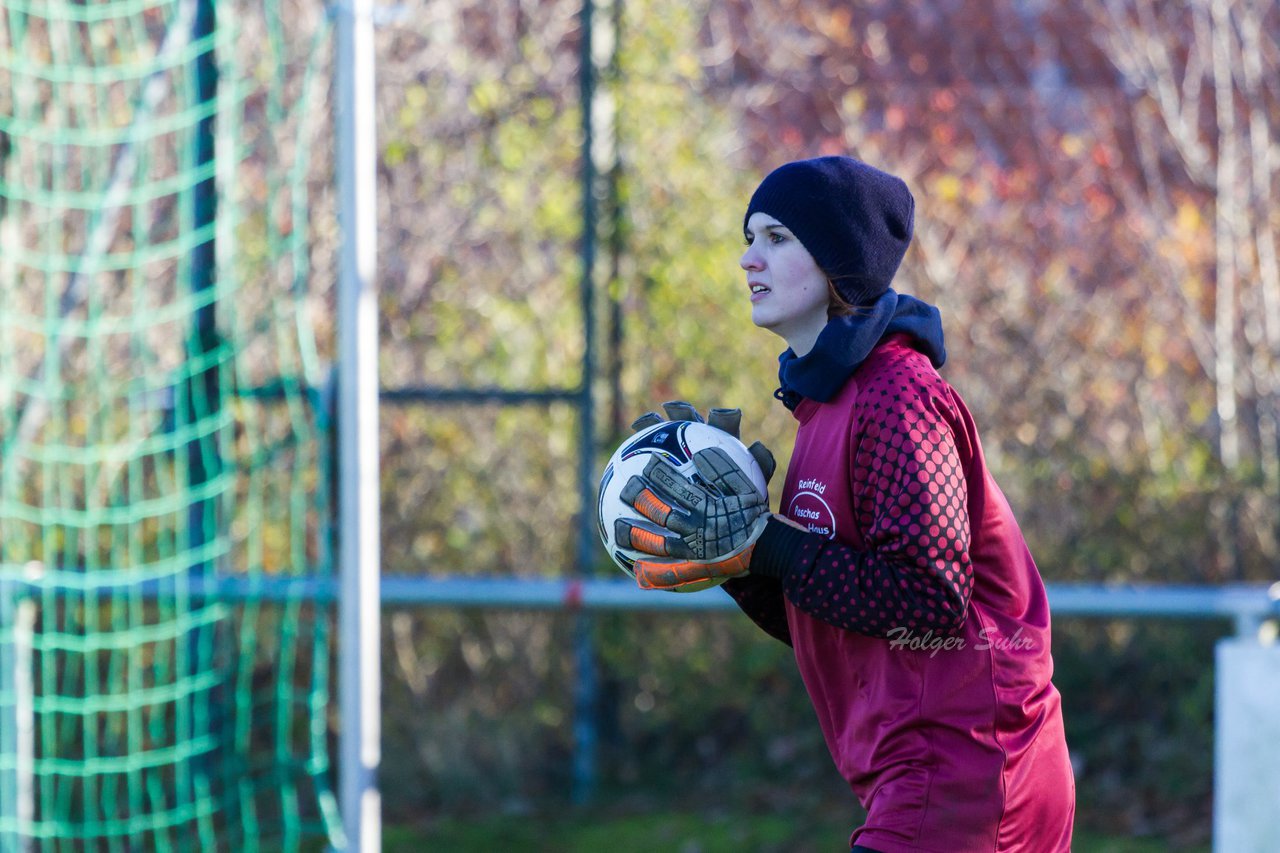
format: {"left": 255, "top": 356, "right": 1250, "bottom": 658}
{"left": 740, "top": 244, "right": 763, "bottom": 270}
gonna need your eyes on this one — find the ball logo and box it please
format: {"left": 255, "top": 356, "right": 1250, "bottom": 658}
{"left": 788, "top": 487, "right": 836, "bottom": 539}
{"left": 619, "top": 423, "right": 693, "bottom": 467}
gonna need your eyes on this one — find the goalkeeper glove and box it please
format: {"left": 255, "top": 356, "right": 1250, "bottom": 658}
{"left": 616, "top": 401, "right": 776, "bottom": 590}
{"left": 629, "top": 401, "right": 775, "bottom": 484}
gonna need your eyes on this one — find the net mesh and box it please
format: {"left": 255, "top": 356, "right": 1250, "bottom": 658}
{"left": 0, "top": 0, "right": 338, "bottom": 848}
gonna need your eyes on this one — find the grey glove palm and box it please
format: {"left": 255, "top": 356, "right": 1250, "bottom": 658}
{"left": 614, "top": 401, "right": 775, "bottom": 563}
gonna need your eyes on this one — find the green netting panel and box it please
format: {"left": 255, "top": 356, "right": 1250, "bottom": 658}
{"left": 0, "top": 0, "right": 337, "bottom": 850}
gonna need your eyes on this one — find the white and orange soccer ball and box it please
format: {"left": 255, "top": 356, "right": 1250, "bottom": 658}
{"left": 596, "top": 420, "right": 769, "bottom": 592}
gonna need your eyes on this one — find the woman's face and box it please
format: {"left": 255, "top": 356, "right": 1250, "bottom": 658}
{"left": 740, "top": 212, "right": 830, "bottom": 353}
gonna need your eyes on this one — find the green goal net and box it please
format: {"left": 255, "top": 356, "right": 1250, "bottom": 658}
{"left": 0, "top": 0, "right": 338, "bottom": 849}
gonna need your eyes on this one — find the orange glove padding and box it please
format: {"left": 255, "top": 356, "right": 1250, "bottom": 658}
{"left": 615, "top": 447, "right": 768, "bottom": 560}
{"left": 630, "top": 515, "right": 769, "bottom": 590}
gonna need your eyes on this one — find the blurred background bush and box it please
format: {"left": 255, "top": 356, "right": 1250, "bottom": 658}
{"left": 343, "top": 0, "right": 1276, "bottom": 845}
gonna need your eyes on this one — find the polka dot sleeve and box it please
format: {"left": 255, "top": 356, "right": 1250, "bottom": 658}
{"left": 751, "top": 380, "right": 974, "bottom": 638}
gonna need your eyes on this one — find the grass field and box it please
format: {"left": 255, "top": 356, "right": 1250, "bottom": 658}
{"left": 386, "top": 809, "right": 1209, "bottom": 852}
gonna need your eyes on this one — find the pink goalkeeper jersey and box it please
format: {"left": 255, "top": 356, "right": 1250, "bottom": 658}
{"left": 755, "top": 335, "right": 1074, "bottom": 852}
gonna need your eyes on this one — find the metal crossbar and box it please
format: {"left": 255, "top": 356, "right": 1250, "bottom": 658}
{"left": 5, "top": 573, "right": 1278, "bottom": 629}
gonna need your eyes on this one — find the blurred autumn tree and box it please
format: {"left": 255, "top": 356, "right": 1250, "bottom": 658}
{"left": 349, "top": 0, "right": 1278, "bottom": 843}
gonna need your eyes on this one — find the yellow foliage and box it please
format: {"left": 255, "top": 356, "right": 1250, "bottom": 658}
{"left": 467, "top": 78, "right": 505, "bottom": 115}
{"left": 1175, "top": 201, "right": 1202, "bottom": 235}
{"left": 674, "top": 52, "right": 700, "bottom": 80}
{"left": 933, "top": 174, "right": 962, "bottom": 202}
{"left": 841, "top": 89, "right": 866, "bottom": 119}
{"left": 404, "top": 84, "right": 428, "bottom": 110}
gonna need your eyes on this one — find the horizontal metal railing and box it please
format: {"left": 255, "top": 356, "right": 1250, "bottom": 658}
{"left": 5, "top": 571, "right": 1279, "bottom": 634}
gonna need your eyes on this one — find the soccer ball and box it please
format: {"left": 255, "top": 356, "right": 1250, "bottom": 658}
{"left": 597, "top": 420, "right": 769, "bottom": 593}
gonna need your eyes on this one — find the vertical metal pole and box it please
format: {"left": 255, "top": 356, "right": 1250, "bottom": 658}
{"left": 603, "top": 0, "right": 625, "bottom": 447}
{"left": 1, "top": 577, "right": 17, "bottom": 851}
{"left": 189, "top": 0, "right": 218, "bottom": 540}
{"left": 186, "top": 0, "right": 219, "bottom": 821}
{"left": 336, "top": 0, "right": 381, "bottom": 847}
{"left": 0, "top": 577, "right": 33, "bottom": 853}
{"left": 12, "top": 596, "right": 32, "bottom": 853}
{"left": 572, "top": 0, "right": 600, "bottom": 806}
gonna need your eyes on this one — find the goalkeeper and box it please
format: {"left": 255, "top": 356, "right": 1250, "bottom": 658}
{"left": 616, "top": 157, "right": 1074, "bottom": 852}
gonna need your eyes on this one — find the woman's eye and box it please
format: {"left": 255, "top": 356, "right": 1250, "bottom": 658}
{"left": 743, "top": 234, "right": 754, "bottom": 246}
{"left": 769, "top": 232, "right": 785, "bottom": 244}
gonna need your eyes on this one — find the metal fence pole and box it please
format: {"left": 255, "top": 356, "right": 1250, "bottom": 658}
{"left": 0, "top": 576, "right": 34, "bottom": 853}
{"left": 335, "top": 0, "right": 381, "bottom": 846}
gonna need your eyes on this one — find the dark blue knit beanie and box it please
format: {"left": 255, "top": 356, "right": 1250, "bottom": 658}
{"left": 743, "top": 156, "right": 915, "bottom": 306}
